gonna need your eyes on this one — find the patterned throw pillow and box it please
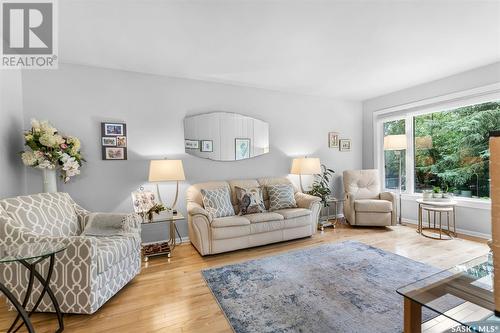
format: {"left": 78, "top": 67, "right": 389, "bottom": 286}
{"left": 200, "top": 187, "right": 235, "bottom": 219}
{"left": 235, "top": 186, "right": 266, "bottom": 215}
{"left": 266, "top": 184, "right": 297, "bottom": 211}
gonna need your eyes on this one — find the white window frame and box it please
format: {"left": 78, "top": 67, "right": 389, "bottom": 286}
{"left": 373, "top": 83, "right": 500, "bottom": 210}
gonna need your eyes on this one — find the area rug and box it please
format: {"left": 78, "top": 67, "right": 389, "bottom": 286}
{"left": 202, "top": 240, "right": 461, "bottom": 333}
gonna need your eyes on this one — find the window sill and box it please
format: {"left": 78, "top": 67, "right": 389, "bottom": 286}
{"left": 399, "top": 192, "right": 491, "bottom": 210}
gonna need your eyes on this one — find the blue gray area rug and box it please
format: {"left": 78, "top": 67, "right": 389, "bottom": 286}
{"left": 202, "top": 240, "right": 460, "bottom": 333}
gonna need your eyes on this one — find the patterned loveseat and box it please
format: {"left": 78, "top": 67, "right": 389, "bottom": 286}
{"left": 0, "top": 192, "right": 141, "bottom": 314}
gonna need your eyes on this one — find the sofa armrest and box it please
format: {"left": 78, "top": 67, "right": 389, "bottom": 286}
{"left": 380, "top": 191, "right": 397, "bottom": 225}
{"left": 343, "top": 193, "right": 356, "bottom": 225}
{"left": 295, "top": 192, "right": 321, "bottom": 209}
{"left": 187, "top": 202, "right": 213, "bottom": 222}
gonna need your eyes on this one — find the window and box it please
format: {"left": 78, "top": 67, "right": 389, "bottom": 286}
{"left": 383, "top": 119, "right": 406, "bottom": 191}
{"left": 414, "top": 101, "right": 500, "bottom": 199}
{"left": 380, "top": 99, "right": 500, "bottom": 199}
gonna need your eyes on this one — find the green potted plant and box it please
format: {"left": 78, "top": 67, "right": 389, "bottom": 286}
{"left": 308, "top": 165, "right": 335, "bottom": 207}
{"left": 432, "top": 186, "right": 443, "bottom": 198}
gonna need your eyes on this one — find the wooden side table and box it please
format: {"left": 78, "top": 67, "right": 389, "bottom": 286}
{"left": 141, "top": 213, "right": 185, "bottom": 261}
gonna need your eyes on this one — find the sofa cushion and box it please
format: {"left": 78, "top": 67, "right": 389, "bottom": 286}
{"left": 235, "top": 186, "right": 266, "bottom": 215}
{"left": 274, "top": 208, "right": 311, "bottom": 219}
{"left": 250, "top": 220, "right": 283, "bottom": 234}
{"left": 266, "top": 184, "right": 297, "bottom": 211}
{"left": 93, "top": 236, "right": 138, "bottom": 274}
{"left": 355, "top": 199, "right": 392, "bottom": 213}
{"left": 201, "top": 187, "right": 235, "bottom": 218}
{"left": 245, "top": 212, "right": 284, "bottom": 223}
{"left": 211, "top": 216, "right": 250, "bottom": 228}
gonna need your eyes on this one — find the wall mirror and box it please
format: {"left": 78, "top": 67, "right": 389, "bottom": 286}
{"left": 183, "top": 112, "right": 270, "bottom": 161}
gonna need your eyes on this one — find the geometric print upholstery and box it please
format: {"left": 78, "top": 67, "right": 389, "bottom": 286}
{"left": 200, "top": 187, "right": 235, "bottom": 219}
{"left": 0, "top": 192, "right": 80, "bottom": 237}
{"left": 0, "top": 192, "right": 141, "bottom": 314}
{"left": 266, "top": 184, "right": 297, "bottom": 211}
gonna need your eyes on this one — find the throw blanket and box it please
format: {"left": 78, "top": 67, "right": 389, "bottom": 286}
{"left": 81, "top": 213, "right": 131, "bottom": 237}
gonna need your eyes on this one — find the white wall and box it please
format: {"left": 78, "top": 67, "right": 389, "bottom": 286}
{"left": 21, "top": 63, "right": 362, "bottom": 239}
{"left": 0, "top": 71, "right": 25, "bottom": 198}
{"left": 361, "top": 62, "right": 500, "bottom": 238}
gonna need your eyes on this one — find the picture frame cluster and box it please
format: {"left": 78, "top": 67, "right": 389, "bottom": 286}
{"left": 101, "top": 122, "right": 127, "bottom": 160}
{"left": 328, "top": 132, "right": 351, "bottom": 152}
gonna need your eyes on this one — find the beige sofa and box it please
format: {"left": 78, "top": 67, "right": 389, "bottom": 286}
{"left": 343, "top": 169, "right": 397, "bottom": 226}
{"left": 187, "top": 177, "right": 321, "bottom": 255}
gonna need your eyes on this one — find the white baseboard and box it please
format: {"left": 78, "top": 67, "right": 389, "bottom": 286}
{"left": 401, "top": 218, "right": 491, "bottom": 240}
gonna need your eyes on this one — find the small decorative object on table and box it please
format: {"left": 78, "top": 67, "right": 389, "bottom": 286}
{"left": 101, "top": 122, "right": 127, "bottom": 160}
{"left": 131, "top": 188, "right": 182, "bottom": 260}
{"left": 21, "top": 119, "right": 85, "bottom": 193}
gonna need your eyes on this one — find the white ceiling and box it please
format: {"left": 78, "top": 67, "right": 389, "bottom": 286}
{"left": 60, "top": 0, "right": 500, "bottom": 100}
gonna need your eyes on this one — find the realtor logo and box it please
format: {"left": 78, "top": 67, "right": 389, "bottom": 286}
{"left": 1, "top": 0, "right": 58, "bottom": 69}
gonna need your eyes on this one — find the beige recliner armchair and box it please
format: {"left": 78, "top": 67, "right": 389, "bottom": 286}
{"left": 343, "top": 169, "right": 397, "bottom": 226}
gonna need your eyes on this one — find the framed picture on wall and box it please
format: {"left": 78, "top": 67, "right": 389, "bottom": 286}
{"left": 328, "top": 132, "right": 339, "bottom": 148}
{"left": 201, "top": 140, "right": 213, "bottom": 152}
{"left": 105, "top": 147, "right": 125, "bottom": 160}
{"left": 102, "top": 137, "right": 117, "bottom": 146}
{"left": 339, "top": 139, "right": 352, "bottom": 152}
{"left": 103, "top": 123, "right": 125, "bottom": 136}
{"left": 235, "top": 138, "right": 251, "bottom": 160}
{"left": 101, "top": 122, "right": 127, "bottom": 160}
{"left": 185, "top": 139, "right": 200, "bottom": 150}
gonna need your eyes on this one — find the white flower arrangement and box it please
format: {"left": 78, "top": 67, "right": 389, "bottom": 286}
{"left": 21, "top": 119, "right": 85, "bottom": 183}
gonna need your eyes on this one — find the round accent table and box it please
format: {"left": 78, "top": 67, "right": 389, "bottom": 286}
{"left": 0, "top": 241, "right": 66, "bottom": 333}
{"left": 416, "top": 198, "right": 457, "bottom": 240}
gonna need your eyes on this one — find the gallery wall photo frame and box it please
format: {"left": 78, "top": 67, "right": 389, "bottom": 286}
{"left": 339, "top": 139, "right": 352, "bottom": 152}
{"left": 101, "top": 122, "right": 128, "bottom": 160}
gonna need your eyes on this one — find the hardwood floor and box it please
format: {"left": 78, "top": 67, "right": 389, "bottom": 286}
{"left": 0, "top": 224, "right": 489, "bottom": 333}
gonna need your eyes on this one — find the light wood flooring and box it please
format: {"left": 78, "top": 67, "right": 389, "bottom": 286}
{"left": 0, "top": 223, "right": 489, "bottom": 333}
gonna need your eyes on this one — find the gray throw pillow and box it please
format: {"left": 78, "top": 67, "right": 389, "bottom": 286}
{"left": 267, "top": 184, "right": 297, "bottom": 211}
{"left": 201, "top": 187, "right": 235, "bottom": 219}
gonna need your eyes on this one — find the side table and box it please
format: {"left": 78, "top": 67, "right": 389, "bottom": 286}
{"left": 141, "top": 213, "right": 185, "bottom": 261}
{"left": 416, "top": 198, "right": 457, "bottom": 240}
{"left": 318, "top": 197, "right": 344, "bottom": 231}
{"left": 0, "top": 242, "right": 66, "bottom": 333}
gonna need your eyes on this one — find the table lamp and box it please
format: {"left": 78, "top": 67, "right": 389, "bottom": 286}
{"left": 383, "top": 134, "right": 407, "bottom": 224}
{"left": 290, "top": 157, "right": 321, "bottom": 192}
{"left": 148, "top": 159, "right": 185, "bottom": 212}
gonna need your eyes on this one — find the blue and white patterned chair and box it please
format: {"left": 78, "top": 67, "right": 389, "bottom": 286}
{"left": 0, "top": 192, "right": 141, "bottom": 314}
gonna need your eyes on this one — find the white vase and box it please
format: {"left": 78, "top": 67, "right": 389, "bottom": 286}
{"left": 42, "top": 168, "right": 58, "bottom": 193}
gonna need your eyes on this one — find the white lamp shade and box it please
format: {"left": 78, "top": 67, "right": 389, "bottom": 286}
{"left": 290, "top": 157, "right": 321, "bottom": 175}
{"left": 148, "top": 160, "right": 185, "bottom": 182}
{"left": 384, "top": 134, "right": 407, "bottom": 150}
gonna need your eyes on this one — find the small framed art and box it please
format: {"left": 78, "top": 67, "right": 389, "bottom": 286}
{"left": 101, "top": 122, "right": 127, "bottom": 160}
{"left": 328, "top": 132, "right": 339, "bottom": 148}
{"left": 102, "top": 137, "right": 117, "bottom": 146}
{"left": 235, "top": 138, "right": 250, "bottom": 160}
{"left": 201, "top": 140, "right": 213, "bottom": 152}
{"left": 185, "top": 139, "right": 199, "bottom": 150}
{"left": 339, "top": 139, "right": 352, "bottom": 152}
